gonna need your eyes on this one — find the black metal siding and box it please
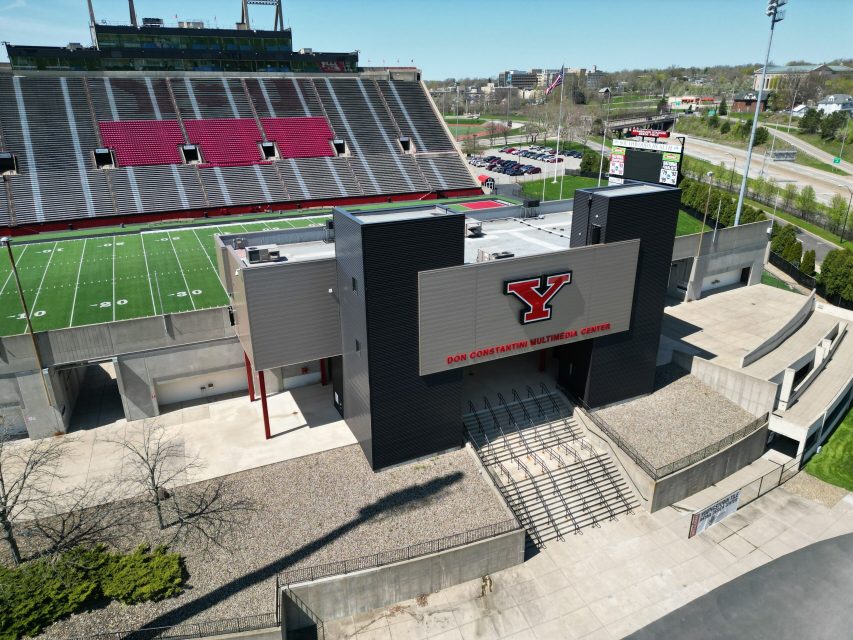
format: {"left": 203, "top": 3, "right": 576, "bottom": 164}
{"left": 566, "top": 186, "right": 680, "bottom": 407}
{"left": 361, "top": 215, "right": 465, "bottom": 470}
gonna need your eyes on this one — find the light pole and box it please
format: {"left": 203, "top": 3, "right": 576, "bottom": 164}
{"left": 734, "top": 0, "right": 787, "bottom": 227}
{"left": 725, "top": 151, "right": 737, "bottom": 193}
{"left": 597, "top": 89, "right": 613, "bottom": 187}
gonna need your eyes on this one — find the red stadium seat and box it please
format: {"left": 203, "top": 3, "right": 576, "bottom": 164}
{"left": 261, "top": 117, "right": 335, "bottom": 158}
{"left": 99, "top": 120, "right": 185, "bottom": 167}
{"left": 184, "top": 118, "right": 264, "bottom": 165}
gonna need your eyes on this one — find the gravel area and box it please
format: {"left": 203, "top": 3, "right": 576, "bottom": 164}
{"left": 596, "top": 364, "right": 757, "bottom": 470}
{"left": 21, "top": 444, "right": 510, "bottom": 638}
{"left": 787, "top": 472, "right": 850, "bottom": 508}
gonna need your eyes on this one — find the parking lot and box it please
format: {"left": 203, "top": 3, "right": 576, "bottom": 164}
{"left": 468, "top": 145, "right": 583, "bottom": 184}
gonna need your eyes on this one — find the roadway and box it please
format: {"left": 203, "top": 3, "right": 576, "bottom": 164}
{"left": 628, "top": 533, "right": 853, "bottom": 640}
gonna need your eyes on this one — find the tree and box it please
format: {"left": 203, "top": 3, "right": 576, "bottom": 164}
{"left": 718, "top": 98, "right": 728, "bottom": 116}
{"left": 819, "top": 249, "right": 853, "bottom": 304}
{"left": 484, "top": 121, "right": 501, "bottom": 146}
{"left": 720, "top": 120, "right": 732, "bottom": 135}
{"left": 109, "top": 422, "right": 255, "bottom": 550}
{"left": 820, "top": 111, "right": 848, "bottom": 140}
{"left": 580, "top": 150, "right": 599, "bottom": 175}
{"left": 795, "top": 185, "right": 818, "bottom": 221}
{"left": 0, "top": 425, "right": 67, "bottom": 566}
{"left": 782, "top": 183, "right": 798, "bottom": 210}
{"left": 801, "top": 249, "right": 816, "bottom": 276}
{"left": 753, "top": 126, "right": 770, "bottom": 146}
{"left": 782, "top": 237, "right": 803, "bottom": 266}
{"left": 800, "top": 108, "right": 822, "bottom": 135}
{"left": 828, "top": 193, "right": 849, "bottom": 235}
{"left": 708, "top": 114, "right": 720, "bottom": 128}
{"left": 771, "top": 224, "right": 798, "bottom": 255}
{"left": 461, "top": 136, "right": 479, "bottom": 156}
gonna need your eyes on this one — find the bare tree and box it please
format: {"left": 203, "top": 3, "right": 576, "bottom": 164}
{"left": 109, "top": 422, "right": 255, "bottom": 550}
{"left": 484, "top": 121, "right": 500, "bottom": 146}
{"left": 0, "top": 423, "right": 67, "bottom": 566}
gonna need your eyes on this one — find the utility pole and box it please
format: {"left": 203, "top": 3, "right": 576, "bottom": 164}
{"left": 734, "top": 0, "right": 787, "bottom": 227}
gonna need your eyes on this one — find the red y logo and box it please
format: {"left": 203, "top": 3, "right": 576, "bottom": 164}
{"left": 504, "top": 272, "right": 572, "bottom": 324}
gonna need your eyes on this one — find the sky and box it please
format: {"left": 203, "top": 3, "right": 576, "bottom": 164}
{"left": 1, "top": 0, "right": 851, "bottom": 79}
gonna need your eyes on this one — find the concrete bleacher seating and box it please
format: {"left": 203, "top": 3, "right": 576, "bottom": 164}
{"left": 0, "top": 73, "right": 479, "bottom": 228}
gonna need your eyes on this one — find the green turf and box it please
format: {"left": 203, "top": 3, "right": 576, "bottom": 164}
{"left": 676, "top": 211, "right": 711, "bottom": 236}
{"left": 806, "top": 406, "right": 853, "bottom": 491}
{"left": 761, "top": 270, "right": 799, "bottom": 293}
{"left": 522, "top": 175, "right": 599, "bottom": 202}
{"left": 0, "top": 216, "right": 330, "bottom": 336}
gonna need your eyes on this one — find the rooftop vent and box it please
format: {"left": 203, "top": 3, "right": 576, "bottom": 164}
{"left": 466, "top": 221, "right": 483, "bottom": 238}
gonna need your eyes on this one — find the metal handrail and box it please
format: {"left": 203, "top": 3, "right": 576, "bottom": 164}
{"left": 282, "top": 587, "right": 325, "bottom": 640}
{"left": 527, "top": 386, "right": 580, "bottom": 463}
{"left": 540, "top": 383, "right": 594, "bottom": 456}
{"left": 497, "top": 392, "right": 578, "bottom": 535}
{"left": 483, "top": 396, "right": 563, "bottom": 540}
{"left": 493, "top": 455, "right": 544, "bottom": 548}
{"left": 511, "top": 389, "right": 564, "bottom": 466}
{"left": 466, "top": 400, "right": 496, "bottom": 465}
{"left": 516, "top": 389, "right": 610, "bottom": 525}
{"left": 494, "top": 393, "right": 549, "bottom": 474}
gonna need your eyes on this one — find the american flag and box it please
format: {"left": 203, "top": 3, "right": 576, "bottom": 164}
{"left": 545, "top": 66, "right": 564, "bottom": 96}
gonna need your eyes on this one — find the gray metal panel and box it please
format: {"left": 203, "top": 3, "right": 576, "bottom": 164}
{"left": 220, "top": 245, "right": 253, "bottom": 364}
{"left": 418, "top": 240, "right": 640, "bottom": 375}
{"left": 243, "top": 258, "right": 341, "bottom": 371}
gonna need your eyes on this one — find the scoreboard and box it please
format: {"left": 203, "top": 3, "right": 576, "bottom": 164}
{"left": 608, "top": 133, "right": 683, "bottom": 187}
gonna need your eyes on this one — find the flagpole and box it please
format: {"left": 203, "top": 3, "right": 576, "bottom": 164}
{"left": 552, "top": 66, "right": 564, "bottom": 185}
{"left": 559, "top": 73, "right": 571, "bottom": 201}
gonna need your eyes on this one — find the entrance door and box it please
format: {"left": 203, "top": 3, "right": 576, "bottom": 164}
{"left": 155, "top": 368, "right": 246, "bottom": 407}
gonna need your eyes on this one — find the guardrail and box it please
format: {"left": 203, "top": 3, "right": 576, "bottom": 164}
{"left": 58, "top": 612, "right": 280, "bottom": 640}
{"left": 279, "top": 518, "right": 519, "bottom": 585}
{"left": 768, "top": 251, "right": 817, "bottom": 289}
{"left": 565, "top": 390, "right": 768, "bottom": 480}
{"left": 281, "top": 586, "right": 325, "bottom": 640}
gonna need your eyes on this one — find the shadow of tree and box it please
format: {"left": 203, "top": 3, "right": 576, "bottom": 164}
{"left": 126, "top": 471, "right": 466, "bottom": 635}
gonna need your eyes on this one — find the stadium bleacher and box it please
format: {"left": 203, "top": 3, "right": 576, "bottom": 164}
{"left": 0, "top": 73, "right": 478, "bottom": 230}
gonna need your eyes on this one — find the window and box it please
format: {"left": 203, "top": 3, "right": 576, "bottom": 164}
{"left": 355, "top": 339, "right": 361, "bottom": 353}
{"left": 351, "top": 277, "right": 358, "bottom": 293}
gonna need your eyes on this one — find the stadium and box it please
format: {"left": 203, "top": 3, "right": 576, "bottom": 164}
{"left": 1, "top": 1, "right": 852, "bottom": 637}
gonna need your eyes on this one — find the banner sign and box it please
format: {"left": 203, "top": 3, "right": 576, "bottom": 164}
{"left": 630, "top": 129, "right": 670, "bottom": 138}
{"left": 689, "top": 489, "right": 741, "bottom": 538}
{"left": 613, "top": 139, "right": 682, "bottom": 153}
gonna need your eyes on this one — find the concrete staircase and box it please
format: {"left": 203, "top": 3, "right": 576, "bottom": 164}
{"left": 465, "top": 385, "right": 638, "bottom": 547}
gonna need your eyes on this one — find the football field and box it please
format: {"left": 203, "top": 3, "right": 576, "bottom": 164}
{"left": 0, "top": 216, "right": 328, "bottom": 337}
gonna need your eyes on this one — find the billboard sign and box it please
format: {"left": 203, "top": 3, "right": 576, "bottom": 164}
{"left": 629, "top": 129, "right": 670, "bottom": 138}
{"left": 688, "top": 490, "right": 741, "bottom": 538}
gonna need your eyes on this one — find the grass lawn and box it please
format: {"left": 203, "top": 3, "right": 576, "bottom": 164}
{"left": 761, "top": 270, "right": 799, "bottom": 293}
{"left": 443, "top": 116, "right": 486, "bottom": 125}
{"left": 522, "top": 175, "right": 599, "bottom": 201}
{"left": 676, "top": 211, "right": 710, "bottom": 236}
{"left": 806, "top": 406, "right": 853, "bottom": 491}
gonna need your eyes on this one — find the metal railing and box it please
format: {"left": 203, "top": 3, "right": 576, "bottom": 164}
{"left": 279, "top": 518, "right": 518, "bottom": 585}
{"left": 564, "top": 389, "right": 769, "bottom": 480}
{"left": 59, "top": 613, "right": 280, "bottom": 640}
{"left": 768, "top": 251, "right": 817, "bottom": 289}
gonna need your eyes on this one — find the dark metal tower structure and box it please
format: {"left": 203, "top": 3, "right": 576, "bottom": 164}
{"left": 240, "top": 0, "right": 285, "bottom": 31}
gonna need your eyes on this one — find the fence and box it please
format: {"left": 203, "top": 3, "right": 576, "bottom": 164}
{"left": 278, "top": 518, "right": 518, "bottom": 585}
{"left": 281, "top": 586, "right": 325, "bottom": 640}
{"left": 59, "top": 612, "right": 280, "bottom": 640}
{"left": 567, "top": 389, "right": 768, "bottom": 480}
{"left": 768, "top": 251, "right": 817, "bottom": 289}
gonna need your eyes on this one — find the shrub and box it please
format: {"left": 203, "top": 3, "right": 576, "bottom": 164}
{"left": 801, "top": 249, "right": 816, "bottom": 276}
{"left": 579, "top": 149, "right": 600, "bottom": 175}
{"left": 771, "top": 224, "right": 798, "bottom": 255}
{"left": 819, "top": 249, "right": 853, "bottom": 304}
{"left": 720, "top": 120, "right": 731, "bottom": 135}
{"left": 100, "top": 545, "right": 185, "bottom": 605}
{"left": 782, "top": 237, "right": 803, "bottom": 266}
{"left": 0, "top": 545, "right": 185, "bottom": 640}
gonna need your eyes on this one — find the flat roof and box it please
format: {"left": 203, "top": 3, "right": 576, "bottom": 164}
{"left": 236, "top": 209, "right": 575, "bottom": 267}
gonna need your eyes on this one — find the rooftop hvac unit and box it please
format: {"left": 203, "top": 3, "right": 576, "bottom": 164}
{"left": 476, "top": 248, "right": 515, "bottom": 262}
{"left": 142, "top": 17, "right": 164, "bottom": 27}
{"left": 178, "top": 20, "right": 205, "bottom": 29}
{"left": 247, "top": 244, "right": 286, "bottom": 264}
{"left": 466, "top": 222, "right": 483, "bottom": 238}
{"left": 67, "top": 42, "right": 84, "bottom": 50}
{"left": 234, "top": 237, "right": 246, "bottom": 250}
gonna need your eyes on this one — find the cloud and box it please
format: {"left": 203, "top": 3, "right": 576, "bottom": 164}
{"left": 0, "top": 0, "right": 27, "bottom": 12}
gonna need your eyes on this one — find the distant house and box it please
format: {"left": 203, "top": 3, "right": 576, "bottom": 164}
{"left": 753, "top": 64, "right": 853, "bottom": 91}
{"left": 791, "top": 103, "right": 809, "bottom": 118}
{"left": 732, "top": 91, "right": 771, "bottom": 114}
{"left": 817, "top": 94, "right": 853, "bottom": 116}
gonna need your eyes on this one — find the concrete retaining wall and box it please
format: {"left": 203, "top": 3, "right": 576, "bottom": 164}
{"left": 287, "top": 528, "right": 525, "bottom": 622}
{"left": 741, "top": 291, "right": 816, "bottom": 367}
{"left": 671, "top": 351, "right": 777, "bottom": 417}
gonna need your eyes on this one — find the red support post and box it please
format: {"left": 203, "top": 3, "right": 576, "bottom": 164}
{"left": 320, "top": 358, "right": 328, "bottom": 386}
{"left": 258, "top": 370, "right": 271, "bottom": 440}
{"left": 244, "top": 352, "right": 256, "bottom": 402}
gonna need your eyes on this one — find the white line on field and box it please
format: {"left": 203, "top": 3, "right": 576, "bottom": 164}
{"left": 167, "top": 231, "right": 196, "bottom": 311}
{"left": 140, "top": 234, "right": 158, "bottom": 315}
{"left": 111, "top": 236, "right": 116, "bottom": 322}
{"left": 29, "top": 242, "right": 58, "bottom": 316}
{"left": 192, "top": 228, "right": 218, "bottom": 272}
{"left": 69, "top": 238, "right": 87, "bottom": 327}
{"left": 0, "top": 245, "right": 28, "bottom": 299}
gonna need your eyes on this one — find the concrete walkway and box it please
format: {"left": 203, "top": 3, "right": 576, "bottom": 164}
{"left": 628, "top": 532, "right": 853, "bottom": 640}
{"left": 323, "top": 461, "right": 853, "bottom": 639}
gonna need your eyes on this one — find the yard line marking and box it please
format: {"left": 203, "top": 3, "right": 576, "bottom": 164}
{"left": 111, "top": 236, "right": 117, "bottom": 322}
{"left": 167, "top": 231, "right": 197, "bottom": 311}
{"left": 140, "top": 234, "right": 158, "bottom": 315}
{"left": 29, "top": 242, "right": 58, "bottom": 316}
{"left": 154, "top": 271, "right": 165, "bottom": 315}
{"left": 192, "top": 229, "right": 218, "bottom": 272}
{"left": 69, "top": 238, "right": 87, "bottom": 327}
{"left": 0, "top": 245, "right": 29, "bottom": 299}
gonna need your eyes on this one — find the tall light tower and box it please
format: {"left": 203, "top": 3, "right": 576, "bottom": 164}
{"left": 734, "top": 0, "right": 788, "bottom": 226}
{"left": 241, "top": 0, "right": 285, "bottom": 31}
